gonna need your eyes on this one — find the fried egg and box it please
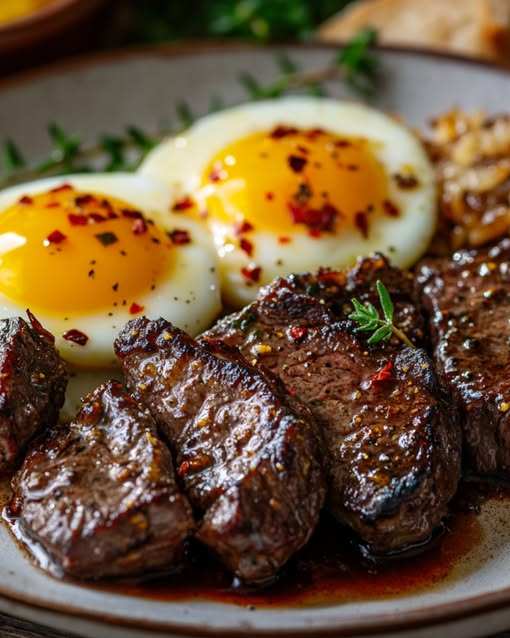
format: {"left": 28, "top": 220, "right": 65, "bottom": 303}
{"left": 141, "top": 97, "right": 437, "bottom": 307}
{"left": 0, "top": 173, "right": 220, "bottom": 413}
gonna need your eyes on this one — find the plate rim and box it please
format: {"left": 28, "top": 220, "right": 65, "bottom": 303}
{"left": 0, "top": 39, "right": 509, "bottom": 92}
{"left": 1, "top": 41, "right": 510, "bottom": 636}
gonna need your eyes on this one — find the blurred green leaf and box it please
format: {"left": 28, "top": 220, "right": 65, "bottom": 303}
{"left": 127, "top": 0, "right": 355, "bottom": 44}
{"left": 2, "top": 140, "right": 25, "bottom": 173}
{"left": 336, "top": 27, "right": 379, "bottom": 96}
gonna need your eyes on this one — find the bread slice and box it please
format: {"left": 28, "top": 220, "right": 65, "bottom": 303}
{"left": 318, "top": 0, "right": 510, "bottom": 65}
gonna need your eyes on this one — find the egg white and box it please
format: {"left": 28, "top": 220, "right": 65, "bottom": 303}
{"left": 141, "top": 97, "right": 437, "bottom": 307}
{"left": 0, "top": 173, "right": 221, "bottom": 368}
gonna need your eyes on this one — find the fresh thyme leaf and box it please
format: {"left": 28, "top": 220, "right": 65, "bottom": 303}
{"left": 47, "top": 123, "right": 81, "bottom": 165}
{"left": 277, "top": 52, "right": 299, "bottom": 75}
{"left": 336, "top": 27, "right": 379, "bottom": 97}
{"left": 239, "top": 72, "right": 265, "bottom": 99}
{"left": 3, "top": 140, "right": 25, "bottom": 173}
{"left": 176, "top": 101, "right": 195, "bottom": 128}
{"left": 367, "top": 324, "right": 392, "bottom": 345}
{"left": 376, "top": 280, "right": 394, "bottom": 323}
{"left": 126, "top": 126, "right": 156, "bottom": 152}
{"left": 307, "top": 83, "right": 327, "bottom": 97}
{"left": 208, "top": 94, "right": 225, "bottom": 114}
{"left": 0, "top": 28, "right": 380, "bottom": 189}
{"left": 349, "top": 279, "right": 414, "bottom": 348}
{"left": 101, "top": 135, "right": 127, "bottom": 172}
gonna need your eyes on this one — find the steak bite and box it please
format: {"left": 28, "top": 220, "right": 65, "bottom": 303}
{"left": 9, "top": 380, "right": 193, "bottom": 579}
{"left": 417, "top": 238, "right": 510, "bottom": 475}
{"left": 0, "top": 315, "right": 68, "bottom": 475}
{"left": 203, "top": 256, "right": 461, "bottom": 554}
{"left": 115, "top": 318, "right": 325, "bottom": 585}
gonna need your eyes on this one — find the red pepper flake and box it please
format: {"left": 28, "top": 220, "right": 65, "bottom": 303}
{"left": 265, "top": 192, "right": 274, "bottom": 201}
{"left": 177, "top": 460, "right": 190, "bottom": 477}
{"left": 241, "top": 264, "right": 262, "bottom": 283}
{"left": 95, "top": 231, "right": 118, "bottom": 246}
{"left": 132, "top": 218, "right": 148, "bottom": 235}
{"left": 209, "top": 163, "right": 224, "bottom": 182}
{"left": 122, "top": 208, "right": 143, "bottom": 220}
{"left": 101, "top": 198, "right": 115, "bottom": 213}
{"left": 270, "top": 125, "right": 298, "bottom": 139}
{"left": 317, "top": 269, "right": 344, "bottom": 285}
{"left": 168, "top": 229, "right": 191, "bottom": 245}
{"left": 18, "top": 195, "right": 33, "bottom": 205}
{"left": 63, "top": 329, "right": 89, "bottom": 346}
{"left": 371, "top": 360, "right": 394, "bottom": 385}
{"left": 45, "top": 229, "right": 67, "bottom": 245}
{"left": 354, "top": 211, "right": 369, "bottom": 238}
{"left": 296, "top": 145, "right": 309, "bottom": 155}
{"left": 75, "top": 194, "right": 97, "bottom": 207}
{"left": 45, "top": 202, "right": 59, "bottom": 208}
{"left": 172, "top": 196, "right": 194, "bottom": 211}
{"left": 239, "top": 238, "right": 254, "bottom": 256}
{"left": 278, "top": 236, "right": 291, "bottom": 244}
{"left": 233, "top": 220, "right": 254, "bottom": 236}
{"left": 305, "top": 128, "right": 325, "bottom": 140}
{"left": 50, "top": 183, "right": 73, "bottom": 193}
{"left": 393, "top": 173, "right": 419, "bottom": 189}
{"left": 129, "top": 302, "right": 144, "bottom": 315}
{"left": 88, "top": 212, "right": 107, "bottom": 224}
{"left": 383, "top": 199, "right": 400, "bottom": 217}
{"left": 107, "top": 210, "right": 119, "bottom": 220}
{"left": 335, "top": 139, "right": 351, "bottom": 148}
{"left": 288, "top": 201, "right": 338, "bottom": 233}
{"left": 288, "top": 155, "right": 308, "bottom": 173}
{"left": 68, "top": 213, "right": 87, "bottom": 226}
{"left": 26, "top": 310, "right": 55, "bottom": 344}
{"left": 289, "top": 326, "right": 308, "bottom": 342}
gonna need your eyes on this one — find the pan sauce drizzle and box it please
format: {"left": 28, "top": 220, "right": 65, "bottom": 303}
{"left": 3, "top": 479, "right": 507, "bottom": 608}
{"left": 96, "top": 510, "right": 482, "bottom": 608}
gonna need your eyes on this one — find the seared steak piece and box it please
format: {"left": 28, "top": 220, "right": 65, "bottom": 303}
{"left": 0, "top": 315, "right": 67, "bottom": 475}
{"left": 417, "top": 238, "right": 510, "bottom": 475}
{"left": 9, "top": 380, "right": 193, "bottom": 579}
{"left": 203, "top": 256, "right": 460, "bottom": 554}
{"left": 115, "top": 319, "right": 325, "bottom": 584}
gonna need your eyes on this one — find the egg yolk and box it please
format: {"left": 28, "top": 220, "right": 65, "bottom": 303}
{"left": 0, "top": 185, "right": 172, "bottom": 316}
{"left": 200, "top": 127, "right": 392, "bottom": 238}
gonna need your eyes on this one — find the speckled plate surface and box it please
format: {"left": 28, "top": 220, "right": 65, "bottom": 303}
{"left": 2, "top": 43, "right": 510, "bottom": 638}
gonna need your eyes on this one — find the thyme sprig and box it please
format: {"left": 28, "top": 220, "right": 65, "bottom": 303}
{"left": 349, "top": 280, "right": 415, "bottom": 348}
{"left": 0, "top": 28, "right": 378, "bottom": 190}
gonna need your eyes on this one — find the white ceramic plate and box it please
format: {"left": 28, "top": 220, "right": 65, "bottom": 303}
{"left": 2, "top": 43, "right": 510, "bottom": 638}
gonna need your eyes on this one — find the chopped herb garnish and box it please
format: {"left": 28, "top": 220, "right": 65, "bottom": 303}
{"left": 349, "top": 280, "right": 415, "bottom": 348}
{"left": 95, "top": 231, "right": 118, "bottom": 246}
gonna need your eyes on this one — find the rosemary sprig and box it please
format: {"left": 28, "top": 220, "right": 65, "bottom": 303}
{"left": 349, "top": 280, "right": 415, "bottom": 348}
{"left": 0, "top": 28, "right": 379, "bottom": 190}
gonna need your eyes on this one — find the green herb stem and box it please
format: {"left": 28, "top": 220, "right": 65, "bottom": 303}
{"left": 0, "top": 28, "right": 378, "bottom": 189}
{"left": 349, "top": 279, "right": 415, "bottom": 349}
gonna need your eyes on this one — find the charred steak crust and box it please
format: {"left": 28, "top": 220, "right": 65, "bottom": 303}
{"left": 203, "top": 256, "right": 461, "bottom": 554}
{"left": 0, "top": 316, "right": 68, "bottom": 474}
{"left": 114, "top": 318, "right": 326, "bottom": 585}
{"left": 417, "top": 238, "right": 510, "bottom": 475}
{"left": 9, "top": 380, "right": 194, "bottom": 579}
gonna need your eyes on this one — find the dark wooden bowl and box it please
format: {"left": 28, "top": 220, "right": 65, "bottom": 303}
{"left": 0, "top": 0, "right": 108, "bottom": 64}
